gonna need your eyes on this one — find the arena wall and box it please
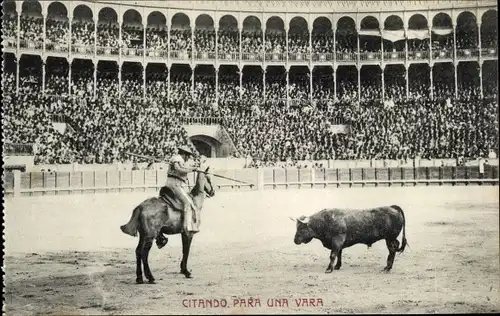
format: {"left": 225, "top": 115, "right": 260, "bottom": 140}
{"left": 3, "top": 164, "right": 498, "bottom": 198}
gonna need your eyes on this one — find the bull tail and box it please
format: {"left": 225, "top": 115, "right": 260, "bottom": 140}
{"left": 391, "top": 205, "right": 407, "bottom": 253}
{"left": 120, "top": 205, "right": 142, "bottom": 237}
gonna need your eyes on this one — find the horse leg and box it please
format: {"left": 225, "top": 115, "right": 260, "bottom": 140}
{"left": 180, "top": 232, "right": 193, "bottom": 278}
{"left": 135, "top": 235, "right": 144, "bottom": 284}
{"left": 141, "top": 237, "right": 156, "bottom": 284}
{"left": 383, "top": 239, "right": 400, "bottom": 272}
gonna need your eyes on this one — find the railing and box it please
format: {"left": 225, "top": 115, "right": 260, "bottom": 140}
{"left": 121, "top": 47, "right": 144, "bottom": 57}
{"left": 360, "top": 51, "right": 382, "bottom": 61}
{"left": 288, "top": 53, "right": 311, "bottom": 61}
{"left": 311, "top": 53, "right": 334, "bottom": 62}
{"left": 336, "top": 52, "right": 357, "bottom": 62}
{"left": 145, "top": 48, "right": 168, "bottom": 58}
{"left": 72, "top": 44, "right": 94, "bottom": 55}
{"left": 457, "top": 48, "right": 480, "bottom": 59}
{"left": 170, "top": 50, "right": 191, "bottom": 60}
{"left": 408, "top": 50, "right": 429, "bottom": 61}
{"left": 50, "top": 114, "right": 70, "bottom": 123}
{"left": 45, "top": 42, "right": 69, "bottom": 52}
{"left": 383, "top": 51, "right": 405, "bottom": 61}
{"left": 4, "top": 142, "right": 34, "bottom": 156}
{"left": 265, "top": 53, "right": 286, "bottom": 62}
{"left": 482, "top": 47, "right": 498, "bottom": 57}
{"left": 4, "top": 165, "right": 498, "bottom": 197}
{"left": 194, "top": 51, "right": 216, "bottom": 60}
{"left": 19, "top": 40, "right": 43, "bottom": 50}
{"left": 96, "top": 46, "right": 119, "bottom": 55}
{"left": 432, "top": 49, "right": 453, "bottom": 60}
{"left": 2, "top": 37, "right": 17, "bottom": 48}
{"left": 179, "top": 116, "right": 223, "bottom": 125}
{"left": 242, "top": 52, "right": 263, "bottom": 61}
{"left": 218, "top": 52, "right": 239, "bottom": 61}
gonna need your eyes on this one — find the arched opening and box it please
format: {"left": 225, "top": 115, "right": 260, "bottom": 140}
{"left": 482, "top": 60, "right": 498, "bottom": 97}
{"left": 70, "top": 59, "right": 94, "bottom": 97}
{"left": 72, "top": 5, "right": 94, "bottom": 54}
{"left": 457, "top": 61, "right": 480, "bottom": 96}
{"left": 191, "top": 138, "right": 214, "bottom": 158}
{"left": 96, "top": 60, "right": 119, "bottom": 99}
{"left": 432, "top": 13, "right": 453, "bottom": 54}
{"left": 97, "top": 7, "right": 119, "bottom": 55}
{"left": 312, "top": 17, "right": 333, "bottom": 58}
{"left": 146, "top": 63, "right": 168, "bottom": 100}
{"left": 289, "top": 16, "right": 309, "bottom": 59}
{"left": 170, "top": 13, "right": 192, "bottom": 55}
{"left": 359, "top": 16, "right": 380, "bottom": 53}
{"left": 288, "top": 66, "right": 310, "bottom": 104}
{"left": 121, "top": 62, "right": 144, "bottom": 99}
{"left": 383, "top": 15, "right": 405, "bottom": 52}
{"left": 46, "top": 2, "right": 69, "bottom": 52}
{"left": 3, "top": 53, "right": 17, "bottom": 94}
{"left": 45, "top": 56, "right": 69, "bottom": 96}
{"left": 408, "top": 14, "right": 429, "bottom": 52}
{"left": 242, "top": 16, "right": 263, "bottom": 60}
{"left": 408, "top": 63, "right": 430, "bottom": 97}
{"left": 218, "top": 15, "right": 239, "bottom": 59}
{"left": 313, "top": 66, "right": 334, "bottom": 100}
{"left": 146, "top": 11, "right": 168, "bottom": 55}
{"left": 20, "top": 1, "right": 43, "bottom": 48}
{"left": 19, "top": 54, "right": 42, "bottom": 94}
{"left": 194, "top": 64, "right": 216, "bottom": 106}
{"left": 242, "top": 65, "right": 263, "bottom": 102}
{"left": 360, "top": 65, "right": 382, "bottom": 101}
{"left": 195, "top": 14, "right": 215, "bottom": 56}
{"left": 336, "top": 16, "right": 357, "bottom": 54}
{"left": 265, "top": 66, "right": 286, "bottom": 101}
{"left": 218, "top": 65, "right": 239, "bottom": 106}
{"left": 3, "top": 1, "right": 18, "bottom": 43}
{"left": 384, "top": 64, "right": 405, "bottom": 100}
{"left": 266, "top": 16, "right": 285, "bottom": 58}
{"left": 456, "top": 11, "right": 477, "bottom": 49}
{"left": 122, "top": 9, "right": 143, "bottom": 52}
{"left": 336, "top": 65, "right": 357, "bottom": 101}
{"left": 481, "top": 10, "right": 498, "bottom": 50}
{"left": 432, "top": 62, "right": 455, "bottom": 100}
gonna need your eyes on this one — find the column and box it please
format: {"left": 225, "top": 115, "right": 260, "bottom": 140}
{"left": 405, "top": 65, "right": 409, "bottom": 99}
{"left": 42, "top": 15, "right": 46, "bottom": 51}
{"left": 68, "top": 61, "right": 72, "bottom": 95}
{"left": 239, "top": 66, "right": 243, "bottom": 99}
{"left": 263, "top": 27, "right": 266, "bottom": 61}
{"left": 191, "top": 26, "right": 194, "bottom": 64}
{"left": 285, "top": 28, "right": 288, "bottom": 63}
{"left": 381, "top": 66, "right": 385, "bottom": 101}
{"left": 454, "top": 63, "right": 458, "bottom": 99}
{"left": 357, "top": 65, "right": 361, "bottom": 102}
{"left": 17, "top": 13, "right": 20, "bottom": 51}
{"left": 143, "top": 25, "right": 146, "bottom": 58}
{"left": 215, "top": 67, "right": 219, "bottom": 105}
{"left": 430, "top": 65, "right": 433, "bottom": 100}
{"left": 167, "top": 66, "right": 171, "bottom": 101}
{"left": 16, "top": 56, "right": 20, "bottom": 96}
{"left": 118, "top": 62, "right": 122, "bottom": 98}
{"left": 309, "top": 29, "right": 312, "bottom": 63}
{"left": 286, "top": 68, "right": 289, "bottom": 106}
{"left": 191, "top": 65, "right": 195, "bottom": 98}
{"left": 333, "top": 27, "right": 336, "bottom": 63}
{"left": 143, "top": 63, "right": 146, "bottom": 99}
{"left": 93, "top": 60, "right": 97, "bottom": 98}
{"left": 239, "top": 28, "right": 242, "bottom": 60}
{"left": 479, "top": 61, "right": 483, "bottom": 98}
{"left": 94, "top": 19, "right": 97, "bottom": 56}
{"left": 333, "top": 67, "right": 336, "bottom": 100}
{"left": 263, "top": 67, "right": 266, "bottom": 101}
{"left": 309, "top": 67, "right": 313, "bottom": 101}
{"left": 119, "top": 19, "right": 122, "bottom": 58}
{"left": 453, "top": 24, "right": 457, "bottom": 61}
{"left": 42, "top": 60, "right": 46, "bottom": 94}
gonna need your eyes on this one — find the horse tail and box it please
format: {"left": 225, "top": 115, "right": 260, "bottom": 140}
{"left": 120, "top": 205, "right": 142, "bottom": 237}
{"left": 391, "top": 205, "right": 407, "bottom": 253}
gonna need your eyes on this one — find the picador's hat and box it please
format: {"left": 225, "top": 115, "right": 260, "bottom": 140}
{"left": 178, "top": 145, "right": 194, "bottom": 156}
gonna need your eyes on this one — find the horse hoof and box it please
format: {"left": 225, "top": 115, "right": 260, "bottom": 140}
{"left": 136, "top": 279, "right": 144, "bottom": 284}
{"left": 325, "top": 269, "right": 333, "bottom": 274}
{"left": 148, "top": 280, "right": 156, "bottom": 284}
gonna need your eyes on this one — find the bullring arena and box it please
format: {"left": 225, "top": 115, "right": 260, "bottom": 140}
{"left": 4, "top": 185, "right": 500, "bottom": 314}
{"left": 2, "top": 0, "right": 500, "bottom": 314}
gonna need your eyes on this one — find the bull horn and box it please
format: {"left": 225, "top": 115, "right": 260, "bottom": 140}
{"left": 289, "top": 217, "right": 297, "bottom": 222}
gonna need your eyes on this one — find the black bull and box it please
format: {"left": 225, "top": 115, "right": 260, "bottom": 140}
{"left": 292, "top": 205, "right": 408, "bottom": 272}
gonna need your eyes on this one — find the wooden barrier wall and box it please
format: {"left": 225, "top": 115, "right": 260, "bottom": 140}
{"left": 3, "top": 165, "right": 499, "bottom": 197}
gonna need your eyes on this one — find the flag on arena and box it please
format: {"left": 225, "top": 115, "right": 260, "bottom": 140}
{"left": 329, "top": 124, "right": 352, "bottom": 135}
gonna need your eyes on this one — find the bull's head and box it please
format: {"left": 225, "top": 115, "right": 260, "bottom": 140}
{"left": 290, "top": 216, "right": 315, "bottom": 245}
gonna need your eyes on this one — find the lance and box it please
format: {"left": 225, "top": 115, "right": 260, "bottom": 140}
{"left": 125, "top": 152, "right": 254, "bottom": 186}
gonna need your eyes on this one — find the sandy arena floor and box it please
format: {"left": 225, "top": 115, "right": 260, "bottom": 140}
{"left": 4, "top": 186, "right": 500, "bottom": 315}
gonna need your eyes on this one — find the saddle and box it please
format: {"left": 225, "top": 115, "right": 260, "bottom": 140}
{"left": 159, "top": 186, "right": 193, "bottom": 212}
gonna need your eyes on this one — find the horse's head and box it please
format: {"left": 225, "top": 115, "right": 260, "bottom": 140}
{"left": 195, "top": 166, "right": 215, "bottom": 198}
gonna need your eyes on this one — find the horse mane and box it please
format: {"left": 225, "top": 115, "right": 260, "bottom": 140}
{"left": 190, "top": 172, "right": 204, "bottom": 196}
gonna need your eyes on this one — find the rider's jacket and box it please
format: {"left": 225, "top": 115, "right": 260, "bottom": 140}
{"left": 166, "top": 154, "right": 189, "bottom": 186}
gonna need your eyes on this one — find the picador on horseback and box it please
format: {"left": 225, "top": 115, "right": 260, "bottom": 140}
{"left": 160, "top": 145, "right": 200, "bottom": 234}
